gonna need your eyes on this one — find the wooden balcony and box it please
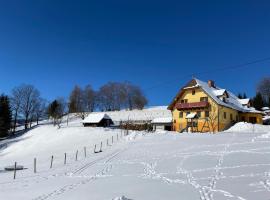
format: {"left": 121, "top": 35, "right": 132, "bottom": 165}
{"left": 175, "top": 101, "right": 209, "bottom": 110}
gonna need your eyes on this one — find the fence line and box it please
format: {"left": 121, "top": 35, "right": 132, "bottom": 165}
{"left": 11, "top": 129, "right": 130, "bottom": 179}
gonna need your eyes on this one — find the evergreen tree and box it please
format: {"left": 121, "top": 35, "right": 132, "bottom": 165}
{"left": 0, "top": 94, "right": 12, "bottom": 138}
{"left": 48, "top": 100, "right": 59, "bottom": 125}
{"left": 47, "top": 99, "right": 65, "bottom": 127}
{"left": 243, "top": 93, "right": 247, "bottom": 99}
{"left": 252, "top": 92, "right": 265, "bottom": 110}
{"left": 237, "top": 93, "right": 243, "bottom": 99}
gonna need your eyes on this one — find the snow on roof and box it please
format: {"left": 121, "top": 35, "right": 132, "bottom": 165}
{"left": 262, "top": 107, "right": 270, "bottom": 111}
{"left": 185, "top": 113, "right": 197, "bottom": 119}
{"left": 212, "top": 89, "right": 226, "bottom": 96}
{"left": 263, "top": 115, "right": 270, "bottom": 121}
{"left": 151, "top": 117, "right": 172, "bottom": 124}
{"left": 194, "top": 79, "right": 262, "bottom": 114}
{"left": 82, "top": 113, "right": 111, "bottom": 123}
{"left": 238, "top": 98, "right": 250, "bottom": 105}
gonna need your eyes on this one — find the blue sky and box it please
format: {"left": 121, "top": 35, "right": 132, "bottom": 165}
{"left": 0, "top": 0, "right": 269, "bottom": 106}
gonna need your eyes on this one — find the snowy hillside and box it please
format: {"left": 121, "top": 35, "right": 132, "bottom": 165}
{"left": 0, "top": 121, "right": 270, "bottom": 200}
{"left": 87, "top": 106, "right": 171, "bottom": 122}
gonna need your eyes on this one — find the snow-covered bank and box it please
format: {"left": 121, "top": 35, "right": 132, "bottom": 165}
{"left": 225, "top": 122, "right": 270, "bottom": 133}
{"left": 0, "top": 122, "right": 270, "bottom": 199}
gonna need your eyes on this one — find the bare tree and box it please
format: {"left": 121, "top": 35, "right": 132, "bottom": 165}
{"left": 69, "top": 86, "right": 85, "bottom": 119}
{"left": 123, "top": 82, "right": 147, "bottom": 110}
{"left": 17, "top": 85, "right": 40, "bottom": 130}
{"left": 257, "top": 77, "right": 270, "bottom": 105}
{"left": 33, "top": 98, "right": 47, "bottom": 125}
{"left": 84, "top": 85, "right": 96, "bottom": 112}
{"left": 207, "top": 105, "right": 218, "bottom": 133}
{"left": 97, "top": 82, "right": 117, "bottom": 111}
{"left": 10, "top": 86, "right": 24, "bottom": 132}
{"left": 97, "top": 82, "right": 148, "bottom": 111}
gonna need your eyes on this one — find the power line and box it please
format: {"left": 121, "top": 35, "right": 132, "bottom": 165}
{"left": 145, "top": 56, "right": 270, "bottom": 91}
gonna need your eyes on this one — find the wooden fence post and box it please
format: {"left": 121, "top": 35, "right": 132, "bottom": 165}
{"left": 94, "top": 144, "right": 97, "bottom": 153}
{"left": 50, "top": 156, "right": 54, "bottom": 169}
{"left": 100, "top": 142, "right": 103, "bottom": 152}
{"left": 64, "top": 153, "right": 67, "bottom": 165}
{"left": 84, "top": 147, "right": 86, "bottom": 158}
{"left": 75, "top": 150, "right": 78, "bottom": 161}
{"left": 107, "top": 139, "right": 109, "bottom": 146}
{"left": 13, "top": 162, "right": 17, "bottom": 179}
{"left": 34, "top": 158, "right": 37, "bottom": 173}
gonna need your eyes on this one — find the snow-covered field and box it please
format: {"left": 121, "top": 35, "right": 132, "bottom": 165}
{"left": 0, "top": 119, "right": 270, "bottom": 200}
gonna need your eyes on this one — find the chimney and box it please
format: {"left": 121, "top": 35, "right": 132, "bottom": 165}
{"left": 208, "top": 80, "right": 215, "bottom": 88}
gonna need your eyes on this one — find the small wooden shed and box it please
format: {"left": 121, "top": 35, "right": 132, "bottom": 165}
{"left": 82, "top": 113, "right": 113, "bottom": 127}
{"left": 151, "top": 117, "right": 172, "bottom": 131}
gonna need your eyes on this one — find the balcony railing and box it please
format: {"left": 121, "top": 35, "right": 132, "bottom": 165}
{"left": 175, "top": 101, "right": 209, "bottom": 109}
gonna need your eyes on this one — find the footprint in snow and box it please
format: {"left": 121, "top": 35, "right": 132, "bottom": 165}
{"left": 112, "top": 196, "right": 133, "bottom": 200}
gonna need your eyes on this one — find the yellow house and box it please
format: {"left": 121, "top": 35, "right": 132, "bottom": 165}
{"left": 168, "top": 78, "right": 263, "bottom": 133}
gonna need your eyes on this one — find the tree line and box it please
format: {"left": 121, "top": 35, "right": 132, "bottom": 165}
{"left": 0, "top": 81, "right": 147, "bottom": 137}
{"left": 68, "top": 82, "right": 148, "bottom": 119}
{"left": 237, "top": 77, "right": 270, "bottom": 110}
{"left": 251, "top": 77, "right": 270, "bottom": 110}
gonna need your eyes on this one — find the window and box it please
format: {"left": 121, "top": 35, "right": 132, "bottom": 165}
{"left": 241, "top": 116, "right": 245, "bottom": 121}
{"left": 180, "top": 99, "right": 188, "bottom": 103}
{"left": 179, "top": 112, "right": 183, "bottom": 118}
{"left": 224, "top": 112, "right": 227, "bottom": 119}
{"left": 174, "top": 120, "right": 176, "bottom": 123}
{"left": 200, "top": 97, "right": 208, "bottom": 102}
{"left": 205, "top": 111, "right": 209, "bottom": 118}
{"left": 236, "top": 115, "right": 239, "bottom": 121}
{"left": 192, "top": 90, "right": 195, "bottom": 95}
{"left": 197, "top": 111, "right": 201, "bottom": 118}
{"left": 230, "top": 113, "right": 233, "bottom": 121}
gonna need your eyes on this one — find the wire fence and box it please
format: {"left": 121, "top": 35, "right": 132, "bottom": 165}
{"left": 10, "top": 129, "right": 130, "bottom": 180}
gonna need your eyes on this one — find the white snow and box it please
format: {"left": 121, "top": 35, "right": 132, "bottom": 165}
{"left": 212, "top": 89, "right": 226, "bottom": 97}
{"left": 194, "top": 78, "right": 262, "bottom": 114}
{"left": 238, "top": 98, "right": 250, "bottom": 105}
{"left": 186, "top": 113, "right": 197, "bottom": 119}
{"left": 151, "top": 117, "right": 172, "bottom": 123}
{"left": 0, "top": 118, "right": 270, "bottom": 200}
{"left": 86, "top": 106, "right": 171, "bottom": 123}
{"left": 82, "top": 113, "right": 111, "bottom": 123}
{"left": 261, "top": 107, "right": 270, "bottom": 111}
{"left": 225, "top": 122, "right": 270, "bottom": 133}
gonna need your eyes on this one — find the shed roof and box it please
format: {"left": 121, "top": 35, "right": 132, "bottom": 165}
{"left": 82, "top": 113, "right": 111, "bottom": 124}
{"left": 151, "top": 117, "right": 172, "bottom": 124}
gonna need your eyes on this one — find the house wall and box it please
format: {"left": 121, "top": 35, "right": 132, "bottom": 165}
{"left": 239, "top": 112, "right": 263, "bottom": 124}
{"left": 218, "top": 105, "right": 239, "bottom": 131}
{"left": 172, "top": 88, "right": 219, "bottom": 132}
{"left": 171, "top": 87, "right": 262, "bottom": 133}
